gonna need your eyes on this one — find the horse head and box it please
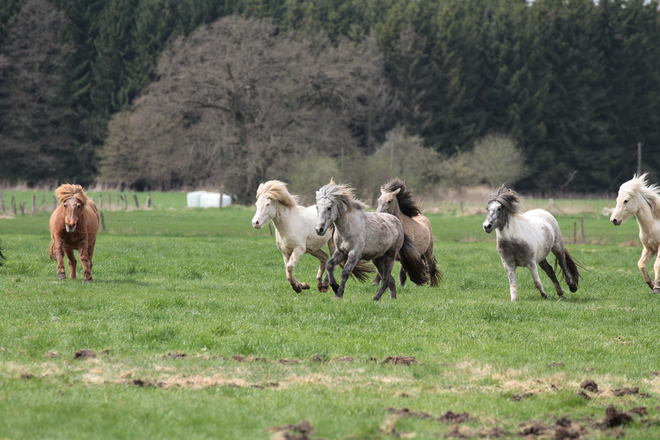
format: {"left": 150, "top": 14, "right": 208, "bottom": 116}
{"left": 377, "top": 187, "right": 401, "bottom": 216}
{"left": 483, "top": 186, "right": 521, "bottom": 233}
{"left": 252, "top": 194, "right": 276, "bottom": 229}
{"left": 63, "top": 195, "right": 85, "bottom": 233}
{"left": 252, "top": 180, "right": 298, "bottom": 229}
{"left": 611, "top": 174, "right": 650, "bottom": 226}
{"left": 315, "top": 179, "right": 355, "bottom": 236}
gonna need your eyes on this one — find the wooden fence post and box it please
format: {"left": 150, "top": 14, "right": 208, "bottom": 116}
{"left": 100, "top": 211, "right": 106, "bottom": 232}
{"left": 123, "top": 194, "right": 128, "bottom": 209}
{"left": 32, "top": 195, "right": 36, "bottom": 213}
{"left": 11, "top": 196, "right": 16, "bottom": 215}
{"left": 133, "top": 194, "right": 139, "bottom": 208}
{"left": 146, "top": 193, "right": 152, "bottom": 208}
{"left": 99, "top": 193, "right": 103, "bottom": 209}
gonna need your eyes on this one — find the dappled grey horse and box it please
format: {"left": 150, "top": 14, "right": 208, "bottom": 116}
{"left": 483, "top": 186, "right": 579, "bottom": 301}
{"left": 315, "top": 179, "right": 428, "bottom": 300}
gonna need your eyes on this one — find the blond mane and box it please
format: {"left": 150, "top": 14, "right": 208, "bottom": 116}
{"left": 256, "top": 180, "right": 299, "bottom": 208}
{"left": 55, "top": 184, "right": 90, "bottom": 208}
{"left": 620, "top": 173, "right": 660, "bottom": 220}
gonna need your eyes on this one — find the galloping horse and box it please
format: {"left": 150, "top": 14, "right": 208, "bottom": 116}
{"left": 376, "top": 178, "right": 442, "bottom": 286}
{"left": 610, "top": 174, "right": 660, "bottom": 293}
{"left": 483, "top": 186, "right": 579, "bottom": 301}
{"left": 252, "top": 180, "right": 371, "bottom": 293}
{"left": 315, "top": 179, "right": 428, "bottom": 300}
{"left": 49, "top": 184, "right": 99, "bottom": 282}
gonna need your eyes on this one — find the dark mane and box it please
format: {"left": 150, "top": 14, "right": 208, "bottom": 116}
{"left": 382, "top": 178, "right": 422, "bottom": 217}
{"left": 487, "top": 185, "right": 522, "bottom": 227}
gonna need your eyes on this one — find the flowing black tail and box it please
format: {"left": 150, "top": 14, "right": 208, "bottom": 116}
{"left": 428, "top": 255, "right": 443, "bottom": 287}
{"left": 557, "top": 249, "right": 581, "bottom": 293}
{"left": 398, "top": 233, "right": 429, "bottom": 286}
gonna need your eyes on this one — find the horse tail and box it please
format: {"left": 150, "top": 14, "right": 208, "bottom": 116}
{"left": 348, "top": 260, "right": 375, "bottom": 283}
{"left": 557, "top": 248, "right": 581, "bottom": 293}
{"left": 48, "top": 239, "right": 56, "bottom": 260}
{"left": 399, "top": 233, "right": 429, "bottom": 286}
{"left": 428, "top": 255, "right": 443, "bottom": 287}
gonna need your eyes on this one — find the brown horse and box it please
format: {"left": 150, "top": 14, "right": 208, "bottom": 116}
{"left": 48, "top": 184, "right": 99, "bottom": 282}
{"left": 376, "top": 178, "right": 442, "bottom": 287}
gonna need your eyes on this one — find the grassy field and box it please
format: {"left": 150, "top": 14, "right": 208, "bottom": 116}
{"left": 1, "top": 192, "right": 659, "bottom": 439}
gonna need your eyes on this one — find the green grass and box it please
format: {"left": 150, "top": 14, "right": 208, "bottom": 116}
{"left": 0, "top": 200, "right": 658, "bottom": 439}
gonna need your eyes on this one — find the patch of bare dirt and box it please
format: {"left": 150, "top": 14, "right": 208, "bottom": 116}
{"left": 601, "top": 405, "right": 633, "bottom": 430}
{"left": 439, "top": 411, "right": 470, "bottom": 424}
{"left": 444, "top": 425, "right": 474, "bottom": 438}
{"left": 333, "top": 356, "right": 353, "bottom": 363}
{"left": 131, "top": 378, "right": 155, "bottom": 388}
{"left": 580, "top": 379, "right": 598, "bottom": 393}
{"left": 511, "top": 392, "right": 534, "bottom": 401}
{"left": 629, "top": 407, "right": 648, "bottom": 416}
{"left": 648, "top": 371, "right": 660, "bottom": 376}
{"left": 266, "top": 419, "right": 321, "bottom": 440}
{"left": 163, "top": 352, "right": 187, "bottom": 359}
{"left": 612, "top": 387, "right": 650, "bottom": 397}
{"left": 310, "top": 354, "right": 325, "bottom": 363}
{"left": 477, "top": 427, "right": 508, "bottom": 438}
{"left": 383, "top": 356, "right": 417, "bottom": 365}
{"left": 73, "top": 349, "right": 96, "bottom": 359}
{"left": 278, "top": 359, "right": 299, "bottom": 365}
{"left": 387, "top": 407, "right": 435, "bottom": 420}
{"left": 517, "top": 421, "right": 549, "bottom": 437}
{"left": 231, "top": 355, "right": 246, "bottom": 362}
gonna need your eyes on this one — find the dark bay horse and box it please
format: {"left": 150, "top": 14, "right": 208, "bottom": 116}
{"left": 49, "top": 184, "right": 99, "bottom": 282}
{"left": 315, "top": 180, "right": 428, "bottom": 300}
{"left": 377, "top": 178, "right": 442, "bottom": 286}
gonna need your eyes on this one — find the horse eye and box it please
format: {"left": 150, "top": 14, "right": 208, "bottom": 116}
{"left": 327, "top": 207, "right": 331, "bottom": 211}
{"left": 623, "top": 200, "right": 628, "bottom": 204}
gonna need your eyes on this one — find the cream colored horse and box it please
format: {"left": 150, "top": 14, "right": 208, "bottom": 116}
{"left": 252, "top": 180, "right": 370, "bottom": 293}
{"left": 611, "top": 174, "right": 660, "bottom": 293}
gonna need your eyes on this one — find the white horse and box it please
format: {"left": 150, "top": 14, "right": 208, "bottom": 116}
{"left": 483, "top": 186, "right": 579, "bottom": 301}
{"left": 610, "top": 173, "right": 660, "bottom": 294}
{"left": 252, "top": 180, "right": 370, "bottom": 293}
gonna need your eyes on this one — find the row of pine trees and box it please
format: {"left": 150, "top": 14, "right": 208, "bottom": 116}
{"left": 1, "top": 0, "right": 659, "bottom": 193}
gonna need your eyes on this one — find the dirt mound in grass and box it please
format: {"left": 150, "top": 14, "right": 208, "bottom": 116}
{"left": 266, "top": 419, "right": 321, "bottom": 440}
{"left": 612, "top": 387, "right": 650, "bottom": 397}
{"left": 163, "top": 352, "right": 187, "bottom": 359}
{"left": 73, "top": 349, "right": 96, "bottom": 359}
{"left": 580, "top": 379, "right": 598, "bottom": 392}
{"left": 382, "top": 356, "right": 417, "bottom": 365}
{"left": 601, "top": 405, "right": 633, "bottom": 430}
{"left": 387, "top": 407, "right": 435, "bottom": 420}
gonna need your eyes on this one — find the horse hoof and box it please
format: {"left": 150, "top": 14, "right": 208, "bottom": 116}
{"left": 653, "top": 288, "right": 660, "bottom": 295}
{"left": 84, "top": 278, "right": 93, "bottom": 283}
{"left": 569, "top": 285, "right": 577, "bottom": 293}
{"left": 371, "top": 281, "right": 379, "bottom": 286}
{"left": 57, "top": 273, "right": 66, "bottom": 280}
{"left": 301, "top": 283, "right": 310, "bottom": 290}
{"left": 318, "top": 286, "right": 329, "bottom": 293}
{"left": 372, "top": 296, "right": 381, "bottom": 301}
{"left": 330, "top": 284, "right": 339, "bottom": 294}
{"left": 292, "top": 284, "right": 302, "bottom": 293}
{"left": 333, "top": 295, "right": 343, "bottom": 300}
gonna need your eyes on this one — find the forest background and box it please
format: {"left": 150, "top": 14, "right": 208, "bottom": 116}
{"left": 0, "top": 0, "right": 659, "bottom": 204}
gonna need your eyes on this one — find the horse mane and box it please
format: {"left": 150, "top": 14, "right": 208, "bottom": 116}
{"left": 488, "top": 185, "right": 522, "bottom": 227}
{"left": 381, "top": 178, "right": 422, "bottom": 217}
{"left": 620, "top": 173, "right": 660, "bottom": 220}
{"left": 55, "top": 184, "right": 90, "bottom": 208}
{"left": 256, "top": 180, "right": 299, "bottom": 208}
{"left": 317, "top": 178, "right": 368, "bottom": 212}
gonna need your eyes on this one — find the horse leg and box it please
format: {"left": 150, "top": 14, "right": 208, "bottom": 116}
{"left": 79, "top": 239, "right": 93, "bottom": 282}
{"left": 502, "top": 259, "right": 518, "bottom": 301}
{"left": 638, "top": 246, "right": 655, "bottom": 291}
{"left": 284, "top": 247, "right": 310, "bottom": 293}
{"left": 372, "top": 258, "right": 387, "bottom": 300}
{"left": 653, "top": 252, "right": 660, "bottom": 294}
{"left": 335, "top": 250, "right": 359, "bottom": 299}
{"left": 55, "top": 239, "right": 66, "bottom": 280}
{"left": 309, "top": 248, "right": 329, "bottom": 292}
{"left": 66, "top": 249, "right": 77, "bottom": 280}
{"left": 327, "top": 250, "right": 347, "bottom": 296}
{"left": 539, "top": 258, "right": 563, "bottom": 297}
{"left": 371, "top": 273, "right": 381, "bottom": 287}
{"left": 528, "top": 262, "right": 548, "bottom": 299}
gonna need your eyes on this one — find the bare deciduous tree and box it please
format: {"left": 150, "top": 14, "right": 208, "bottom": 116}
{"left": 98, "top": 16, "right": 397, "bottom": 202}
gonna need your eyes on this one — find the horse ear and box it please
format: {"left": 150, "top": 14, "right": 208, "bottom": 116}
{"left": 380, "top": 187, "right": 386, "bottom": 194}
{"left": 392, "top": 188, "right": 401, "bottom": 195}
